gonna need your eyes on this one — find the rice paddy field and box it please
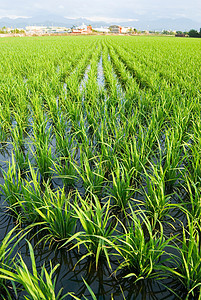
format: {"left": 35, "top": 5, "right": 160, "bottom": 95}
{"left": 0, "top": 35, "right": 201, "bottom": 299}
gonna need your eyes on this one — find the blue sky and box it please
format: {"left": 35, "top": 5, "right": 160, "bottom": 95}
{"left": 0, "top": 0, "right": 200, "bottom": 22}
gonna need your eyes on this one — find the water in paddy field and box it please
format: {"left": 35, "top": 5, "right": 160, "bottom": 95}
{"left": 79, "top": 63, "right": 91, "bottom": 92}
{"left": 97, "top": 56, "right": 105, "bottom": 88}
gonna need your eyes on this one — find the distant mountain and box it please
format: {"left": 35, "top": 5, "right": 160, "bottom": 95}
{"left": 136, "top": 17, "right": 201, "bottom": 31}
{"left": 0, "top": 15, "right": 200, "bottom": 31}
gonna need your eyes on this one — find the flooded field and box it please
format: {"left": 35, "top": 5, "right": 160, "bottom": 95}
{"left": 0, "top": 35, "right": 201, "bottom": 299}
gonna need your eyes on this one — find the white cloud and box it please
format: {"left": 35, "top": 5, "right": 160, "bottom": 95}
{"left": 65, "top": 16, "right": 139, "bottom": 23}
{"left": 0, "top": 15, "right": 31, "bottom": 19}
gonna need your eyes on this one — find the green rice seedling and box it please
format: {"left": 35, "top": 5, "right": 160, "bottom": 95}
{"left": 163, "top": 216, "right": 201, "bottom": 299}
{"left": 0, "top": 102, "right": 13, "bottom": 137}
{"left": 184, "top": 116, "right": 201, "bottom": 187}
{"left": 0, "top": 226, "right": 22, "bottom": 299}
{"left": 119, "top": 116, "right": 159, "bottom": 183}
{"left": 69, "top": 277, "right": 111, "bottom": 300}
{"left": 180, "top": 177, "right": 201, "bottom": 233}
{"left": 171, "top": 104, "right": 193, "bottom": 143}
{"left": 34, "top": 187, "right": 77, "bottom": 247}
{"left": 53, "top": 157, "right": 77, "bottom": 189}
{"left": 119, "top": 132, "right": 149, "bottom": 184}
{"left": 0, "top": 124, "right": 9, "bottom": 144}
{"left": 74, "top": 151, "right": 106, "bottom": 197}
{"left": 13, "top": 142, "right": 29, "bottom": 174}
{"left": 5, "top": 161, "right": 49, "bottom": 223}
{"left": 116, "top": 206, "right": 174, "bottom": 282}
{"left": 32, "top": 120, "right": 53, "bottom": 179}
{"left": 85, "top": 103, "right": 100, "bottom": 138}
{"left": 161, "top": 126, "right": 185, "bottom": 189}
{"left": 0, "top": 154, "right": 23, "bottom": 209}
{"left": 16, "top": 161, "right": 52, "bottom": 223}
{"left": 139, "top": 164, "right": 174, "bottom": 227}
{"left": 95, "top": 121, "right": 116, "bottom": 176}
{"left": 107, "top": 160, "right": 135, "bottom": 210}
{"left": 54, "top": 115, "right": 72, "bottom": 158}
{"left": 12, "top": 100, "right": 29, "bottom": 135}
{"left": 64, "top": 193, "right": 117, "bottom": 270}
{"left": 0, "top": 241, "right": 67, "bottom": 300}
{"left": 12, "top": 125, "right": 29, "bottom": 173}
{"left": 29, "top": 95, "right": 45, "bottom": 127}
{"left": 44, "top": 96, "right": 60, "bottom": 126}
{"left": 64, "top": 100, "right": 85, "bottom": 139}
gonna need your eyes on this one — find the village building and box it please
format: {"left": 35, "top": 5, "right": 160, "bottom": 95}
{"left": 109, "top": 25, "right": 122, "bottom": 34}
{"left": 71, "top": 24, "right": 92, "bottom": 34}
{"left": 25, "top": 26, "right": 70, "bottom": 34}
{"left": 93, "top": 27, "right": 110, "bottom": 33}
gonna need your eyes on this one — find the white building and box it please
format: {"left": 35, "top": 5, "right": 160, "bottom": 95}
{"left": 121, "top": 27, "right": 134, "bottom": 33}
{"left": 93, "top": 27, "right": 110, "bottom": 33}
{"left": 25, "top": 26, "right": 70, "bottom": 34}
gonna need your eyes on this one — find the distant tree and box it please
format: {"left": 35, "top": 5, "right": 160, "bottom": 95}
{"left": 0, "top": 26, "right": 8, "bottom": 34}
{"left": 188, "top": 29, "right": 200, "bottom": 37}
{"left": 176, "top": 30, "right": 183, "bottom": 35}
{"left": 10, "top": 28, "right": 25, "bottom": 34}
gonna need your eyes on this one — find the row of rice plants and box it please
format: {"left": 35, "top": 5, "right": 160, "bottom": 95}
{"left": 110, "top": 36, "right": 201, "bottom": 99}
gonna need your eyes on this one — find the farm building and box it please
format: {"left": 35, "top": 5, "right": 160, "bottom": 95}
{"left": 109, "top": 25, "right": 122, "bottom": 34}
{"left": 72, "top": 24, "right": 92, "bottom": 34}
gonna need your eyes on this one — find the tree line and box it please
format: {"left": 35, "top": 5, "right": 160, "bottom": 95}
{"left": 188, "top": 29, "right": 201, "bottom": 37}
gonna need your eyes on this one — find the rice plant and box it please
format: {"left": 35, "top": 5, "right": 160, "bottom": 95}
{"left": 11, "top": 125, "right": 29, "bottom": 173}
{"left": 63, "top": 193, "right": 118, "bottom": 270}
{"left": 74, "top": 151, "right": 106, "bottom": 197}
{"left": 32, "top": 121, "right": 53, "bottom": 180}
{"left": 116, "top": 206, "right": 174, "bottom": 282}
{"left": 163, "top": 216, "right": 201, "bottom": 299}
{"left": 34, "top": 187, "right": 77, "bottom": 247}
{"left": 0, "top": 154, "right": 23, "bottom": 210}
{"left": 0, "top": 241, "right": 67, "bottom": 300}
{"left": 107, "top": 160, "right": 135, "bottom": 210}
{"left": 138, "top": 163, "right": 175, "bottom": 227}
